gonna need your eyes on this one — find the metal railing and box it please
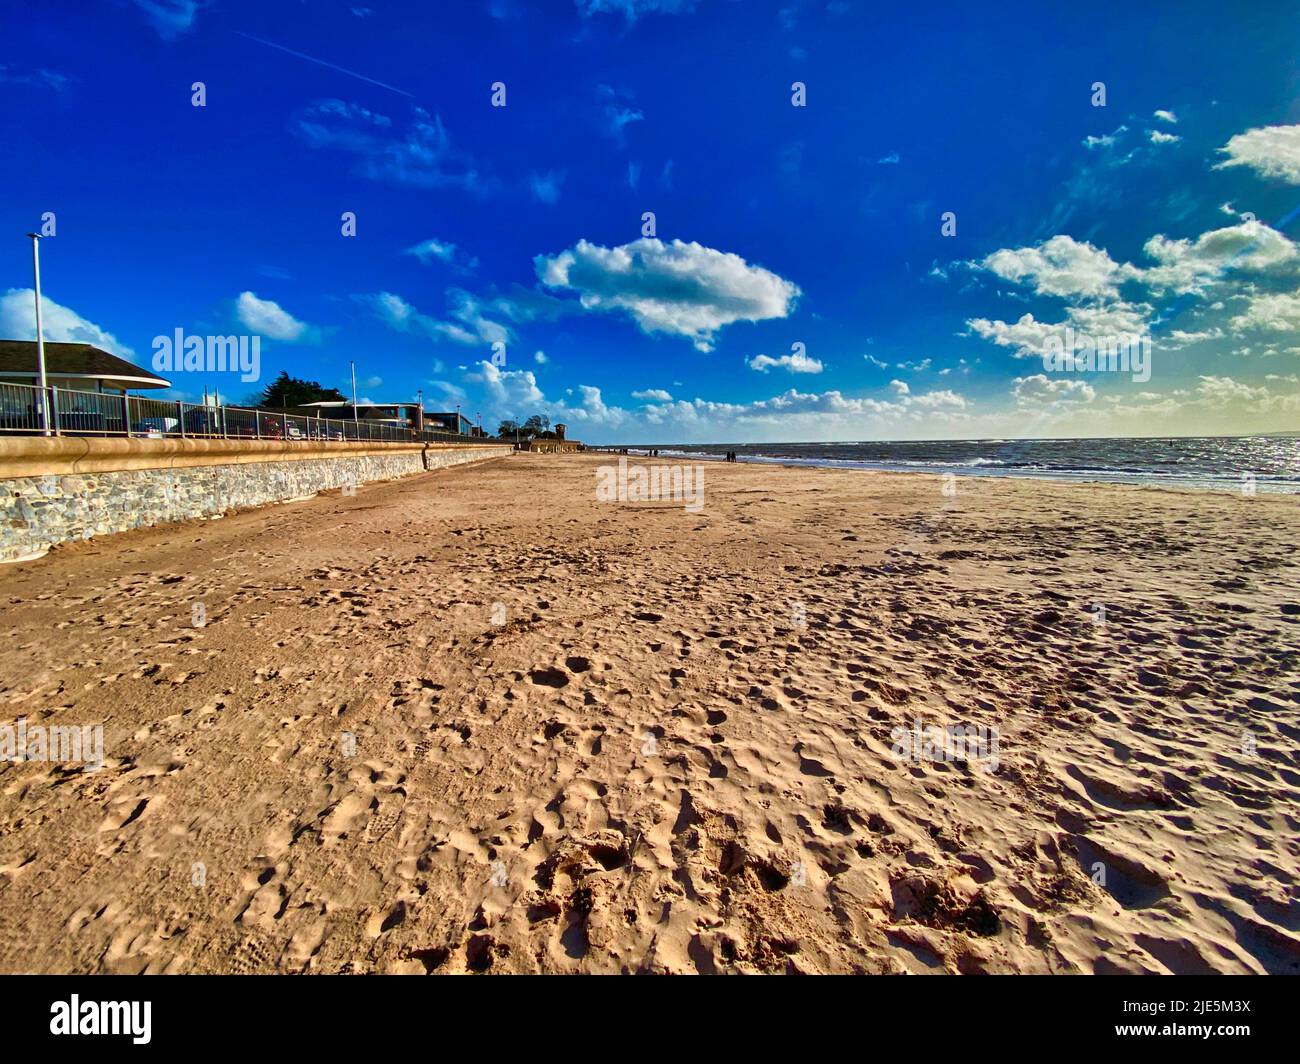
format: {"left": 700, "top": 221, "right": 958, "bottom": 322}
{"left": 0, "top": 381, "right": 500, "bottom": 446}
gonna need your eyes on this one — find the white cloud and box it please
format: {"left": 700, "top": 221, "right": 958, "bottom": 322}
{"left": 1195, "top": 375, "right": 1270, "bottom": 404}
{"left": 1083, "top": 125, "right": 1127, "bottom": 150}
{"left": 747, "top": 349, "right": 823, "bottom": 373}
{"left": 906, "top": 389, "right": 967, "bottom": 410}
{"left": 1148, "top": 130, "right": 1180, "bottom": 145}
{"left": 968, "top": 312, "right": 1058, "bottom": 356}
{"left": 465, "top": 360, "right": 545, "bottom": 406}
{"left": 1230, "top": 290, "right": 1300, "bottom": 333}
{"left": 535, "top": 238, "right": 800, "bottom": 351}
{"left": 533, "top": 350, "right": 548, "bottom": 364}
{"left": 1217, "top": 124, "right": 1300, "bottom": 184}
{"left": 1154, "top": 109, "right": 1178, "bottom": 124}
{"left": 632, "top": 388, "right": 673, "bottom": 401}
{"left": 968, "top": 301, "right": 1151, "bottom": 358}
{"left": 978, "top": 235, "right": 1129, "bottom": 299}
{"left": 404, "top": 238, "right": 476, "bottom": 271}
{"left": 1012, "top": 374, "right": 1096, "bottom": 404}
{"left": 0, "top": 289, "right": 133, "bottom": 356}
{"left": 234, "top": 292, "right": 314, "bottom": 342}
{"left": 889, "top": 379, "right": 909, "bottom": 395}
{"left": 1139, "top": 220, "right": 1297, "bottom": 294}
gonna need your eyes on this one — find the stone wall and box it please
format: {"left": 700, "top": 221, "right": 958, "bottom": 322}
{"left": 0, "top": 438, "right": 510, "bottom": 561}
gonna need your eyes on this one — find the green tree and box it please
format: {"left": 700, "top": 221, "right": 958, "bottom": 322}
{"left": 497, "top": 419, "right": 520, "bottom": 439}
{"left": 258, "top": 371, "right": 346, "bottom": 408}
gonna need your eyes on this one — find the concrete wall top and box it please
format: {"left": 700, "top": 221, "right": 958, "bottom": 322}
{"left": 0, "top": 435, "right": 502, "bottom": 478}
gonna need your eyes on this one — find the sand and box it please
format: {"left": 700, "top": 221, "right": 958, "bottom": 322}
{"left": 0, "top": 452, "right": 1297, "bottom": 974}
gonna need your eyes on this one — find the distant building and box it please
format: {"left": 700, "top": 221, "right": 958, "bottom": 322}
{"left": 425, "top": 411, "right": 474, "bottom": 436}
{"left": 0, "top": 340, "right": 171, "bottom": 393}
{"left": 292, "top": 400, "right": 422, "bottom": 428}
{"left": 288, "top": 402, "right": 478, "bottom": 437}
{"left": 526, "top": 425, "right": 582, "bottom": 453}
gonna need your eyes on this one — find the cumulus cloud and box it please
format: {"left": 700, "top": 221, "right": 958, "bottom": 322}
{"left": 0, "top": 289, "right": 133, "bottom": 356}
{"left": 465, "top": 360, "right": 545, "bottom": 406}
{"left": 1148, "top": 130, "right": 1180, "bottom": 145}
{"left": 1195, "top": 375, "right": 1271, "bottom": 405}
{"left": 1217, "top": 124, "right": 1300, "bottom": 184}
{"left": 632, "top": 388, "right": 673, "bottom": 401}
{"left": 1012, "top": 374, "right": 1096, "bottom": 404}
{"left": 1139, "top": 220, "right": 1297, "bottom": 294}
{"left": 1154, "top": 109, "right": 1178, "bottom": 124}
{"left": 747, "top": 348, "right": 823, "bottom": 373}
{"left": 234, "top": 292, "right": 315, "bottom": 342}
{"left": 906, "top": 389, "right": 967, "bottom": 410}
{"left": 535, "top": 238, "right": 800, "bottom": 351}
{"left": 640, "top": 385, "right": 968, "bottom": 427}
{"left": 969, "top": 301, "right": 1151, "bottom": 358}
{"left": 1230, "top": 290, "right": 1300, "bottom": 333}
{"left": 978, "top": 235, "right": 1129, "bottom": 299}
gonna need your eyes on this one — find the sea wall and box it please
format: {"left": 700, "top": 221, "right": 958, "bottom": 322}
{"left": 0, "top": 437, "right": 511, "bottom": 561}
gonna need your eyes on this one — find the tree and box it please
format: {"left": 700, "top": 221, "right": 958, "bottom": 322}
{"left": 523, "top": 414, "right": 550, "bottom": 437}
{"left": 497, "top": 419, "right": 520, "bottom": 439}
{"left": 258, "top": 372, "right": 346, "bottom": 408}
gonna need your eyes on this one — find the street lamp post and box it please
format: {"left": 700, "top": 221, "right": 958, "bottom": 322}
{"left": 26, "top": 233, "right": 50, "bottom": 436}
{"left": 350, "top": 360, "right": 359, "bottom": 423}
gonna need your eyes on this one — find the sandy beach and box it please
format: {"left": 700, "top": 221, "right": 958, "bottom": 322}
{"left": 0, "top": 452, "right": 1296, "bottom": 974}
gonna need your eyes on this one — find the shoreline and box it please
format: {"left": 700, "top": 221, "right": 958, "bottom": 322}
{"left": 599, "top": 448, "right": 1300, "bottom": 495}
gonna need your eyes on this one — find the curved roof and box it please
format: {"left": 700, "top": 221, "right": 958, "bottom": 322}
{"left": 0, "top": 340, "right": 171, "bottom": 390}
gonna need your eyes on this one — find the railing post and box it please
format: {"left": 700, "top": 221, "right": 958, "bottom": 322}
{"left": 49, "top": 385, "right": 61, "bottom": 436}
{"left": 123, "top": 393, "right": 132, "bottom": 437}
{"left": 177, "top": 401, "right": 185, "bottom": 438}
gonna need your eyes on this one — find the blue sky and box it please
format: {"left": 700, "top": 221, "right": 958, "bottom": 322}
{"left": 3, "top": 0, "right": 1300, "bottom": 442}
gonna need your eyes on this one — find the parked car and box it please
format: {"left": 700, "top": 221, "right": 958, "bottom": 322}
{"left": 132, "top": 417, "right": 178, "bottom": 438}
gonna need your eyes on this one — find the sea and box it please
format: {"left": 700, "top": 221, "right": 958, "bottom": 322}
{"left": 624, "top": 436, "right": 1300, "bottom": 493}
